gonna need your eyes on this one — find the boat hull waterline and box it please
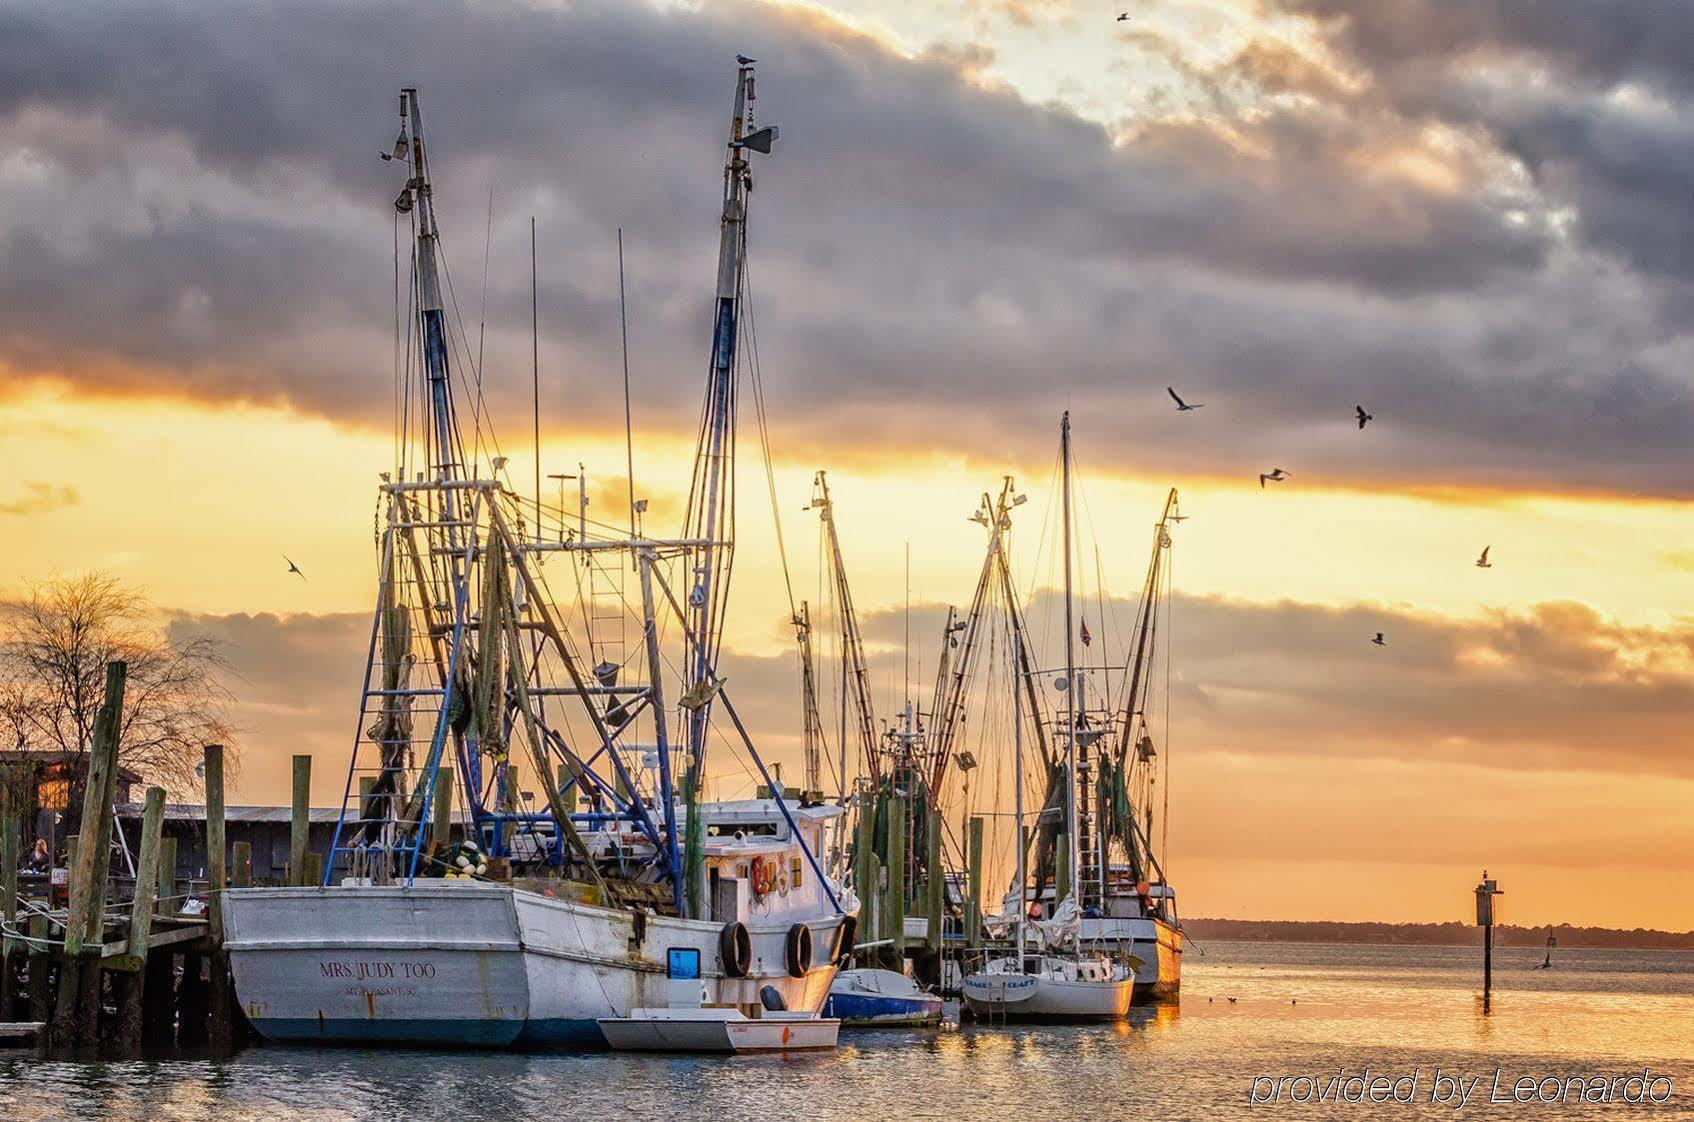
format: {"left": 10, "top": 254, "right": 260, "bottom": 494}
{"left": 223, "top": 884, "right": 845, "bottom": 1048}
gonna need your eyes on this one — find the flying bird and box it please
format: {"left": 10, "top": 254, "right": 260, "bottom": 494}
{"left": 1356, "top": 405, "right": 1373, "bottom": 430}
{"left": 1371, "top": 632, "right": 1386, "bottom": 646}
{"left": 1476, "top": 546, "right": 1492, "bottom": 569}
{"left": 1259, "top": 468, "right": 1290, "bottom": 488}
{"left": 1117, "top": 11, "right": 1131, "bottom": 19}
{"left": 1167, "top": 387, "right": 1204, "bottom": 412}
{"left": 285, "top": 556, "right": 307, "bottom": 581}
{"left": 1226, "top": 997, "right": 1238, "bottom": 1004}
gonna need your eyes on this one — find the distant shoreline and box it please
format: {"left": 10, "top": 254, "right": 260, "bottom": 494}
{"left": 1185, "top": 918, "right": 1694, "bottom": 952}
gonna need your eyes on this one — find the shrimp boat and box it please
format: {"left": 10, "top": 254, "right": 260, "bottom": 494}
{"left": 961, "top": 414, "right": 1178, "bottom": 1020}
{"left": 222, "top": 66, "right": 856, "bottom": 1049}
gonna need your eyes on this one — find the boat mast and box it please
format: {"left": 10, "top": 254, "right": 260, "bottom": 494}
{"left": 680, "top": 59, "right": 776, "bottom": 790}
{"left": 1014, "top": 628, "right": 1027, "bottom": 973}
{"left": 811, "top": 471, "right": 879, "bottom": 783}
{"left": 401, "top": 90, "right": 464, "bottom": 495}
{"left": 1060, "top": 411, "right": 1081, "bottom": 904}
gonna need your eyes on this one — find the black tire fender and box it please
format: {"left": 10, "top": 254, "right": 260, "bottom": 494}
{"left": 719, "top": 921, "right": 752, "bottom": 978}
{"left": 784, "top": 922, "right": 813, "bottom": 978}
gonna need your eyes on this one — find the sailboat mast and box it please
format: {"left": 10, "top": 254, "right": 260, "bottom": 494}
{"left": 1060, "top": 411, "right": 1080, "bottom": 902}
{"left": 1015, "top": 628, "right": 1027, "bottom": 972}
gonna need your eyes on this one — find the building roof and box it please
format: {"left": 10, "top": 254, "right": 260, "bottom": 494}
{"left": 114, "top": 802, "right": 473, "bottom": 826}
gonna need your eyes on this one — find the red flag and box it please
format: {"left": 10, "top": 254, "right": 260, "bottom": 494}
{"left": 1080, "top": 621, "right": 1092, "bottom": 646}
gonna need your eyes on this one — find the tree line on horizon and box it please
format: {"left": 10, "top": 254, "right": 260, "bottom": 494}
{"left": 1186, "top": 918, "right": 1694, "bottom": 951}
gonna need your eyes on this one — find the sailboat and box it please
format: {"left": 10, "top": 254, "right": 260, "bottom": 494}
{"left": 961, "top": 413, "right": 1142, "bottom": 1022}
{"left": 221, "top": 66, "right": 856, "bottom": 1049}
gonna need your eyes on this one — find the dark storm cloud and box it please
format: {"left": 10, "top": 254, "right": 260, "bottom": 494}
{"left": 1, "top": 1, "right": 1692, "bottom": 493}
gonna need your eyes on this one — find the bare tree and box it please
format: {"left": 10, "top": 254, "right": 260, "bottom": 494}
{"left": 0, "top": 572, "right": 236, "bottom": 794}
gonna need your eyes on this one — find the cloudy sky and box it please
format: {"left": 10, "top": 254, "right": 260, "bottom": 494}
{"left": 4, "top": 0, "right": 1693, "bottom": 928}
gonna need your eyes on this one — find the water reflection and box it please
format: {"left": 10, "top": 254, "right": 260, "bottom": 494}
{"left": 3, "top": 943, "right": 1690, "bottom": 1121}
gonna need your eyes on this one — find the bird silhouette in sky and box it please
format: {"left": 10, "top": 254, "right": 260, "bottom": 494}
{"left": 1476, "top": 546, "right": 1492, "bottom": 569}
{"left": 1259, "top": 468, "right": 1290, "bottom": 488}
{"left": 1117, "top": 11, "right": 1131, "bottom": 20}
{"left": 1356, "top": 405, "right": 1373, "bottom": 430}
{"left": 1371, "top": 632, "right": 1386, "bottom": 646}
{"left": 1167, "top": 387, "right": 1204, "bottom": 412}
{"left": 285, "top": 556, "right": 307, "bottom": 581}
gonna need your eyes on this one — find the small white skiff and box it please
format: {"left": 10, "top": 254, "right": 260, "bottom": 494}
{"left": 598, "top": 1007, "right": 840, "bottom": 1053}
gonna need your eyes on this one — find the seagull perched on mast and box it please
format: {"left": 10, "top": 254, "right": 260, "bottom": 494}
{"left": 1476, "top": 545, "right": 1493, "bottom": 569}
{"left": 284, "top": 556, "right": 306, "bottom": 581}
{"left": 1259, "top": 468, "right": 1290, "bottom": 488}
{"left": 1356, "top": 405, "right": 1373, "bottom": 430}
{"left": 736, "top": 54, "right": 756, "bottom": 65}
{"left": 1167, "top": 387, "right": 1204, "bottom": 412}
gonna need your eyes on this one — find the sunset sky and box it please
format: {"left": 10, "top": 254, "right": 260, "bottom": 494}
{"left": 3, "top": 0, "right": 1693, "bottom": 930}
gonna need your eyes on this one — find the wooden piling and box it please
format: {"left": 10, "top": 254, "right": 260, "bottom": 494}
{"left": 290, "top": 755, "right": 311, "bottom": 887}
{"left": 178, "top": 949, "right": 208, "bottom": 1045}
{"left": 432, "top": 764, "right": 455, "bottom": 846}
{"left": 966, "top": 815, "right": 985, "bottom": 949}
{"left": 115, "top": 786, "right": 165, "bottom": 1054}
{"left": 1, "top": 809, "right": 17, "bottom": 1017}
{"left": 925, "top": 806, "right": 943, "bottom": 955}
{"left": 203, "top": 746, "right": 226, "bottom": 940}
{"left": 231, "top": 841, "right": 252, "bottom": 888}
{"left": 853, "top": 791, "right": 876, "bottom": 957}
{"left": 886, "top": 802, "right": 906, "bottom": 958}
{"left": 26, "top": 914, "right": 51, "bottom": 1024}
{"left": 50, "top": 660, "right": 126, "bottom": 1053}
{"left": 202, "top": 744, "right": 237, "bottom": 1050}
{"left": 158, "top": 836, "right": 178, "bottom": 916}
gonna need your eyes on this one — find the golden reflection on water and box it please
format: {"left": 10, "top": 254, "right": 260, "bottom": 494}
{"left": 3, "top": 943, "right": 1691, "bottom": 1121}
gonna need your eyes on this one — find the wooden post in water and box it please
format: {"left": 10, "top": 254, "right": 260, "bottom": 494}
{"left": 1, "top": 807, "right": 17, "bottom": 1017}
{"left": 231, "top": 841, "right": 252, "bottom": 888}
{"left": 26, "top": 913, "right": 51, "bottom": 1024}
{"left": 115, "top": 786, "right": 165, "bottom": 1055}
{"left": 966, "top": 815, "right": 985, "bottom": 950}
{"left": 853, "top": 791, "right": 876, "bottom": 959}
{"left": 925, "top": 806, "right": 943, "bottom": 955}
{"left": 202, "top": 745, "right": 235, "bottom": 1051}
{"left": 886, "top": 801, "right": 906, "bottom": 962}
{"left": 203, "top": 746, "right": 226, "bottom": 941}
{"left": 50, "top": 660, "right": 126, "bottom": 1052}
{"left": 158, "top": 836, "right": 177, "bottom": 915}
{"left": 290, "top": 755, "right": 311, "bottom": 887}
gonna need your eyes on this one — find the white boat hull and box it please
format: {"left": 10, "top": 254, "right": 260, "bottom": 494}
{"left": 961, "top": 971, "right": 1135, "bottom": 1022}
{"left": 1079, "top": 914, "right": 1183, "bottom": 1000}
{"left": 222, "top": 883, "right": 844, "bottom": 1048}
{"left": 598, "top": 1008, "right": 840, "bottom": 1053}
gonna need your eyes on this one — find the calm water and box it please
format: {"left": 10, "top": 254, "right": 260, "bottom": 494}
{"left": 4, "top": 942, "right": 1692, "bottom": 1120}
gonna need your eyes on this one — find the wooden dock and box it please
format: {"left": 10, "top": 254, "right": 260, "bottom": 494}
{"left": 1, "top": 660, "right": 253, "bottom": 1057}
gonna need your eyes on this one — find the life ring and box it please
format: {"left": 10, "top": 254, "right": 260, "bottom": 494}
{"left": 834, "top": 914, "right": 858, "bottom": 964}
{"left": 719, "top": 921, "right": 752, "bottom": 978}
{"left": 751, "top": 856, "right": 775, "bottom": 896}
{"left": 784, "top": 923, "right": 813, "bottom": 978}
